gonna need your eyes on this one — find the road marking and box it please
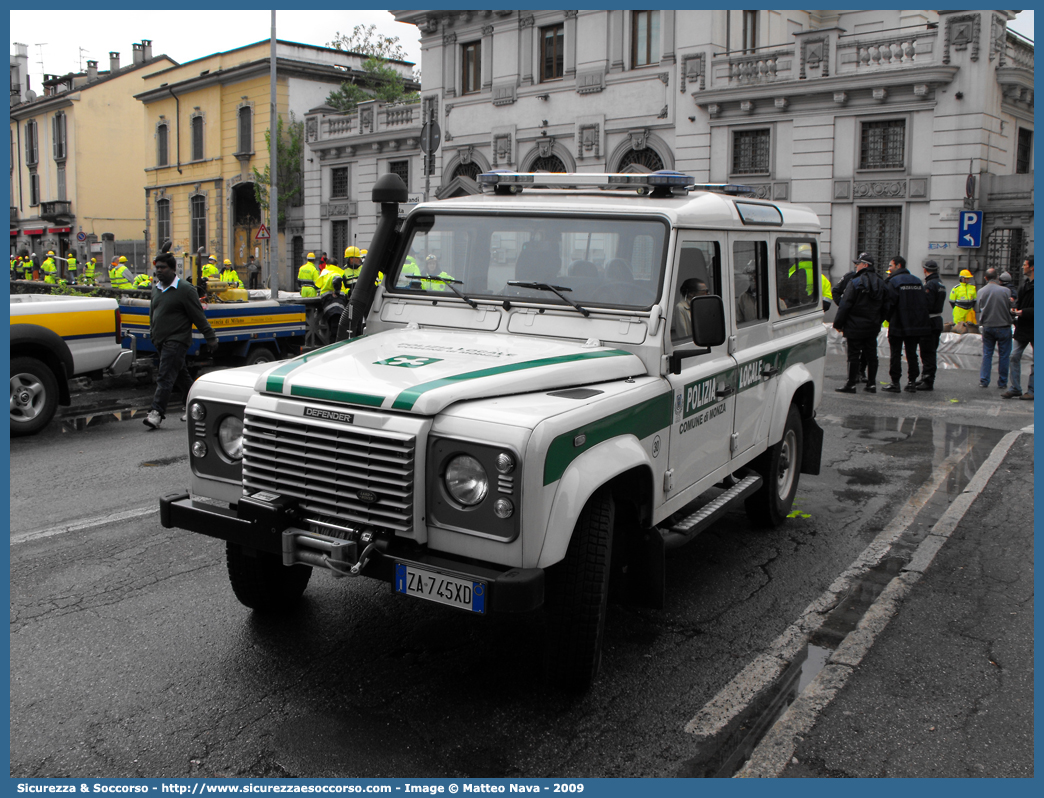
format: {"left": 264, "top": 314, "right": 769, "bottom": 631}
{"left": 735, "top": 429, "right": 1023, "bottom": 777}
{"left": 683, "top": 441, "right": 969, "bottom": 741}
{"left": 10, "top": 506, "right": 158, "bottom": 546}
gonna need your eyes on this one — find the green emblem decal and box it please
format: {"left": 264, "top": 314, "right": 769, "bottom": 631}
{"left": 375, "top": 355, "right": 444, "bottom": 368}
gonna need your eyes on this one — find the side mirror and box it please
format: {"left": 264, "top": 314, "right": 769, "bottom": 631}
{"left": 690, "top": 294, "right": 726, "bottom": 347}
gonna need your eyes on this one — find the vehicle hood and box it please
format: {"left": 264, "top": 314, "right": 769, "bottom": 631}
{"left": 257, "top": 329, "right": 646, "bottom": 415}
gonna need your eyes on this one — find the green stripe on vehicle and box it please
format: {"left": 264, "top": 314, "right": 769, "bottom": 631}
{"left": 289, "top": 384, "right": 386, "bottom": 407}
{"left": 391, "top": 349, "right": 634, "bottom": 411}
{"left": 265, "top": 336, "right": 367, "bottom": 393}
{"left": 543, "top": 393, "right": 673, "bottom": 485}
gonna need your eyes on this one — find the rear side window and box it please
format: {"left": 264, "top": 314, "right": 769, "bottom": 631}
{"left": 775, "top": 238, "right": 819, "bottom": 314}
{"left": 733, "top": 240, "right": 769, "bottom": 326}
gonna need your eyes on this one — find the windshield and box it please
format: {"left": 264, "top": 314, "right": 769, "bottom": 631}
{"left": 388, "top": 213, "right": 669, "bottom": 310}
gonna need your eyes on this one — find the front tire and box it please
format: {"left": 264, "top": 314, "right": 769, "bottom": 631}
{"left": 745, "top": 404, "right": 803, "bottom": 527}
{"left": 226, "top": 543, "right": 312, "bottom": 612}
{"left": 544, "top": 489, "right": 614, "bottom": 692}
{"left": 243, "top": 346, "right": 277, "bottom": 367}
{"left": 10, "top": 356, "right": 60, "bottom": 437}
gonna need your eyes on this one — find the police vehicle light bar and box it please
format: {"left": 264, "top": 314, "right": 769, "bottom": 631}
{"left": 477, "top": 170, "right": 754, "bottom": 197}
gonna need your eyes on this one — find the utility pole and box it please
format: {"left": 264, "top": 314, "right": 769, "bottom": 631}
{"left": 269, "top": 11, "right": 280, "bottom": 298}
{"left": 78, "top": 47, "right": 90, "bottom": 72}
{"left": 33, "top": 43, "right": 47, "bottom": 86}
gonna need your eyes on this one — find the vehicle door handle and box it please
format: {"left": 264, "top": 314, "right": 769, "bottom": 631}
{"left": 760, "top": 366, "right": 780, "bottom": 378}
{"left": 716, "top": 386, "right": 735, "bottom": 398}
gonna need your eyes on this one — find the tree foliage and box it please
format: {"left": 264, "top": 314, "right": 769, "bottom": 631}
{"left": 325, "top": 24, "right": 419, "bottom": 114}
{"left": 252, "top": 112, "right": 304, "bottom": 227}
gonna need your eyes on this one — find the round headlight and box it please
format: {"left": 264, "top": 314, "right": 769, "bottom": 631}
{"left": 191, "top": 440, "right": 208, "bottom": 458}
{"left": 444, "top": 454, "right": 488, "bottom": 506}
{"left": 189, "top": 402, "right": 206, "bottom": 422}
{"left": 217, "top": 416, "right": 245, "bottom": 460}
{"left": 495, "top": 452, "right": 515, "bottom": 474}
{"left": 494, "top": 498, "right": 514, "bottom": 519}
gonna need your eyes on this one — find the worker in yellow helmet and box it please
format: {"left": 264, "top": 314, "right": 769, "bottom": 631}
{"left": 41, "top": 250, "right": 58, "bottom": 284}
{"left": 219, "top": 258, "right": 244, "bottom": 288}
{"left": 949, "top": 269, "right": 977, "bottom": 325}
{"left": 200, "top": 255, "right": 220, "bottom": 282}
{"left": 316, "top": 253, "right": 346, "bottom": 296}
{"left": 83, "top": 256, "right": 97, "bottom": 285}
{"left": 339, "top": 246, "right": 364, "bottom": 293}
{"left": 297, "top": 252, "right": 320, "bottom": 297}
{"left": 109, "top": 256, "right": 134, "bottom": 289}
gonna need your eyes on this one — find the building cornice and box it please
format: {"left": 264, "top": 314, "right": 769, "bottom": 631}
{"left": 693, "top": 65, "right": 959, "bottom": 109}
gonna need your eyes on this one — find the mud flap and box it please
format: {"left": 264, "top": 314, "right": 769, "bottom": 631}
{"left": 800, "top": 414, "right": 823, "bottom": 476}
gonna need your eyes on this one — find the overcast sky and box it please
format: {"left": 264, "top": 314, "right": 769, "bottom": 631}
{"left": 10, "top": 9, "right": 1034, "bottom": 95}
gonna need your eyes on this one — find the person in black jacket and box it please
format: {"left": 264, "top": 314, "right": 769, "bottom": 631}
{"left": 833, "top": 267, "right": 867, "bottom": 383}
{"left": 833, "top": 253, "right": 888, "bottom": 393}
{"left": 1005, "top": 256, "right": 1034, "bottom": 400}
{"left": 917, "top": 260, "right": 947, "bottom": 391}
{"left": 882, "top": 255, "right": 931, "bottom": 392}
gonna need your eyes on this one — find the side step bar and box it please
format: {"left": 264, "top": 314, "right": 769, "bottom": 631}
{"left": 660, "top": 474, "right": 763, "bottom": 550}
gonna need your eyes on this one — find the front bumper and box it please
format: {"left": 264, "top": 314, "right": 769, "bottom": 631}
{"left": 159, "top": 492, "right": 544, "bottom": 613}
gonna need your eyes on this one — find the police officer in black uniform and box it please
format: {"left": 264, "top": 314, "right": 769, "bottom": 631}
{"left": 916, "top": 260, "right": 947, "bottom": 391}
{"left": 833, "top": 252, "right": 888, "bottom": 393}
{"left": 882, "top": 255, "right": 930, "bottom": 393}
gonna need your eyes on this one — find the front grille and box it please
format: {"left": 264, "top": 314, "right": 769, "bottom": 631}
{"left": 242, "top": 410, "right": 416, "bottom": 534}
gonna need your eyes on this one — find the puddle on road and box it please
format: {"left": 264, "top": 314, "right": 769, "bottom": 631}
{"left": 684, "top": 415, "right": 1007, "bottom": 778}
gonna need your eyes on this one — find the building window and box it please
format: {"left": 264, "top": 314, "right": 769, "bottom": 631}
{"left": 389, "top": 160, "right": 410, "bottom": 189}
{"left": 453, "top": 162, "right": 482, "bottom": 181}
{"left": 541, "top": 24, "right": 565, "bottom": 82}
{"left": 331, "top": 167, "right": 349, "bottom": 199}
{"left": 190, "top": 195, "right": 206, "bottom": 252}
{"left": 191, "top": 115, "right": 204, "bottom": 161}
{"left": 461, "top": 42, "right": 481, "bottom": 94}
{"left": 57, "top": 165, "right": 66, "bottom": 201}
{"left": 157, "top": 198, "right": 171, "bottom": 247}
{"left": 25, "top": 120, "right": 38, "bottom": 166}
{"left": 1016, "top": 128, "right": 1032, "bottom": 174}
{"left": 618, "top": 147, "right": 664, "bottom": 172}
{"left": 157, "top": 123, "right": 168, "bottom": 167}
{"left": 732, "top": 129, "right": 771, "bottom": 175}
{"left": 742, "top": 11, "right": 758, "bottom": 53}
{"left": 531, "top": 154, "right": 566, "bottom": 172}
{"left": 292, "top": 236, "right": 304, "bottom": 269}
{"left": 632, "top": 11, "right": 660, "bottom": 67}
{"left": 238, "top": 106, "right": 252, "bottom": 154}
{"left": 332, "top": 220, "right": 349, "bottom": 262}
{"left": 29, "top": 171, "right": 39, "bottom": 206}
{"left": 860, "top": 119, "right": 906, "bottom": 170}
{"left": 52, "top": 112, "right": 67, "bottom": 160}
{"left": 857, "top": 206, "right": 902, "bottom": 274}
{"left": 986, "top": 228, "right": 1026, "bottom": 288}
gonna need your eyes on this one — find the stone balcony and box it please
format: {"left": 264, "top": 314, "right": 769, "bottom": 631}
{"left": 39, "top": 200, "right": 72, "bottom": 222}
{"left": 305, "top": 99, "right": 423, "bottom": 159}
{"left": 696, "top": 23, "right": 958, "bottom": 118}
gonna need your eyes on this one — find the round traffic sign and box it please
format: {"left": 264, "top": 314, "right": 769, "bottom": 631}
{"left": 420, "top": 122, "right": 441, "bottom": 155}
{"left": 76, "top": 231, "right": 87, "bottom": 242}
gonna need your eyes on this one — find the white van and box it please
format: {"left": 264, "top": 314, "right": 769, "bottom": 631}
{"left": 162, "top": 171, "right": 826, "bottom": 690}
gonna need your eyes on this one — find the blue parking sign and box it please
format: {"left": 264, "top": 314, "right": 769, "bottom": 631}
{"left": 958, "top": 210, "right": 983, "bottom": 248}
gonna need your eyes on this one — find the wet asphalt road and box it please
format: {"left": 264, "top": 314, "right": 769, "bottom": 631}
{"left": 8, "top": 348, "right": 1034, "bottom": 778}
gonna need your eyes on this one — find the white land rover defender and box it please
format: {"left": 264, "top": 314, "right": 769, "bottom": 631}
{"left": 162, "top": 171, "right": 826, "bottom": 690}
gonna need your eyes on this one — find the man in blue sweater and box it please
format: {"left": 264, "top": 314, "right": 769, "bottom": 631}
{"left": 144, "top": 250, "right": 218, "bottom": 429}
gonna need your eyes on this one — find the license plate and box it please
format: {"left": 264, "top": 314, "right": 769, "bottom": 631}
{"left": 394, "top": 563, "right": 486, "bottom": 614}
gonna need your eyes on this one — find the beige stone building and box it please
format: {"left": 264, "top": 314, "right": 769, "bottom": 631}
{"left": 10, "top": 41, "right": 176, "bottom": 269}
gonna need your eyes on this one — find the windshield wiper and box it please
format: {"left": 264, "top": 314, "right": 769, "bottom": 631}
{"left": 506, "top": 281, "right": 590, "bottom": 317}
{"left": 416, "top": 274, "right": 479, "bottom": 309}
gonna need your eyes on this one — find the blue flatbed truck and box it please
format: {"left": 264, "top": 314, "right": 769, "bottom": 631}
{"left": 118, "top": 296, "right": 309, "bottom": 367}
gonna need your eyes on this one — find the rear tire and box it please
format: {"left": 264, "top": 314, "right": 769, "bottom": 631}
{"left": 243, "top": 346, "right": 277, "bottom": 367}
{"left": 745, "top": 404, "right": 803, "bottom": 528}
{"left": 10, "top": 356, "right": 60, "bottom": 437}
{"left": 544, "top": 488, "right": 614, "bottom": 692}
{"left": 226, "top": 543, "right": 312, "bottom": 612}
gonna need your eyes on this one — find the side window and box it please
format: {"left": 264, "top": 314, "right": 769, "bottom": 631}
{"left": 671, "top": 241, "right": 721, "bottom": 343}
{"left": 775, "top": 238, "right": 819, "bottom": 314}
{"left": 733, "top": 240, "right": 769, "bottom": 326}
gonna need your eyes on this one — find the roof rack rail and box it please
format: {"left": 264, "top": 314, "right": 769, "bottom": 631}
{"left": 477, "top": 170, "right": 754, "bottom": 198}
